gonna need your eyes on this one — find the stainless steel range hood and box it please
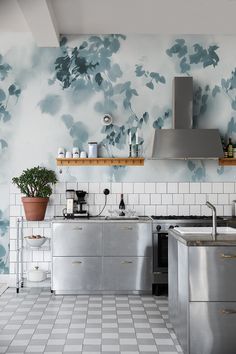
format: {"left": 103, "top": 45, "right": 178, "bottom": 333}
{"left": 152, "top": 77, "right": 224, "bottom": 159}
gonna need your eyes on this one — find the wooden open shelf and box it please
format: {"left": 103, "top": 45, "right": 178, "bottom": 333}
{"left": 56, "top": 157, "right": 144, "bottom": 166}
{"left": 219, "top": 158, "right": 236, "bottom": 166}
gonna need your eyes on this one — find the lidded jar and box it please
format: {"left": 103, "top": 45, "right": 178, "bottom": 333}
{"left": 88, "top": 142, "right": 98, "bottom": 158}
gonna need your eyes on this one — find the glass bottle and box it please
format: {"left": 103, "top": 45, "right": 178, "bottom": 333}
{"left": 227, "top": 137, "right": 233, "bottom": 158}
{"left": 119, "top": 193, "right": 125, "bottom": 216}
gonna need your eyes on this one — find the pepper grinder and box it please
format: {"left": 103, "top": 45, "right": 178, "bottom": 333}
{"left": 135, "top": 131, "right": 139, "bottom": 157}
{"left": 128, "top": 132, "right": 132, "bottom": 157}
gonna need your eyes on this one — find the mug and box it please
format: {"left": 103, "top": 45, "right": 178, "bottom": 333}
{"left": 80, "top": 151, "right": 87, "bottom": 158}
{"left": 72, "top": 147, "right": 79, "bottom": 158}
{"left": 66, "top": 151, "right": 72, "bottom": 158}
{"left": 58, "top": 147, "right": 65, "bottom": 158}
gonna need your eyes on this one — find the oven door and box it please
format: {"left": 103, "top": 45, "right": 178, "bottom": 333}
{"left": 153, "top": 231, "right": 168, "bottom": 285}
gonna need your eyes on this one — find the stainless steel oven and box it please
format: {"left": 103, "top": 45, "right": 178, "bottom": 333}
{"left": 153, "top": 227, "right": 168, "bottom": 294}
{"left": 151, "top": 215, "right": 228, "bottom": 296}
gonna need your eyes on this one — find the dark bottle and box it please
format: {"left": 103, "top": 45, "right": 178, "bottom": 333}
{"left": 119, "top": 193, "right": 125, "bottom": 216}
{"left": 227, "top": 137, "right": 233, "bottom": 158}
{"left": 221, "top": 138, "right": 228, "bottom": 158}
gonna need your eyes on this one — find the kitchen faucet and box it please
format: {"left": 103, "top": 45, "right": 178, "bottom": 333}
{"left": 206, "top": 201, "right": 217, "bottom": 240}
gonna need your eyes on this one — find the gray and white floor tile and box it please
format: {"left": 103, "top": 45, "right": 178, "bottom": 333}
{"left": 0, "top": 288, "right": 183, "bottom": 353}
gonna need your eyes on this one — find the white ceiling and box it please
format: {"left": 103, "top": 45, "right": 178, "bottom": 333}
{"left": 0, "top": 0, "right": 236, "bottom": 46}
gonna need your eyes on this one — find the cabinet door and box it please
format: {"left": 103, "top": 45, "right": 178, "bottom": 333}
{"left": 189, "top": 246, "right": 236, "bottom": 301}
{"left": 103, "top": 257, "right": 152, "bottom": 291}
{"left": 52, "top": 257, "right": 102, "bottom": 292}
{"left": 190, "top": 302, "right": 236, "bottom": 354}
{"left": 103, "top": 223, "right": 152, "bottom": 256}
{"left": 52, "top": 222, "right": 102, "bottom": 256}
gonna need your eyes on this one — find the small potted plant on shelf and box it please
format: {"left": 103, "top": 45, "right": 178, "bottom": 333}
{"left": 12, "top": 166, "right": 57, "bottom": 221}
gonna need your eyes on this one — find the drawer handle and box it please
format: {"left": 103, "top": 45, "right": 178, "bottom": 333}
{"left": 122, "top": 227, "right": 133, "bottom": 230}
{"left": 72, "top": 261, "right": 82, "bottom": 264}
{"left": 221, "top": 254, "right": 236, "bottom": 259}
{"left": 121, "top": 261, "right": 133, "bottom": 264}
{"left": 221, "top": 309, "right": 236, "bottom": 315}
{"left": 72, "top": 227, "right": 83, "bottom": 231}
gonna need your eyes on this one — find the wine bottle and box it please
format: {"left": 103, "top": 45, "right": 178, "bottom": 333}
{"left": 119, "top": 193, "right": 125, "bottom": 216}
{"left": 221, "top": 138, "right": 228, "bottom": 158}
{"left": 227, "top": 137, "right": 233, "bottom": 158}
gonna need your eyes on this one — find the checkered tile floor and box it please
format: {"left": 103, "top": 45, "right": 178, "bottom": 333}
{"left": 0, "top": 288, "right": 183, "bottom": 354}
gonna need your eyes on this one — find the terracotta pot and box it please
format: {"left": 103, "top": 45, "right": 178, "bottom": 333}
{"left": 22, "top": 197, "right": 49, "bottom": 221}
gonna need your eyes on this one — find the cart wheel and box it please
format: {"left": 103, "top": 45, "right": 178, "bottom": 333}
{"left": 21, "top": 283, "right": 24, "bottom": 288}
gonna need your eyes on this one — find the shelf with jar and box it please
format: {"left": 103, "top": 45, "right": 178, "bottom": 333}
{"left": 219, "top": 158, "right": 236, "bottom": 166}
{"left": 56, "top": 157, "right": 144, "bottom": 166}
{"left": 57, "top": 134, "right": 144, "bottom": 167}
{"left": 220, "top": 136, "right": 236, "bottom": 165}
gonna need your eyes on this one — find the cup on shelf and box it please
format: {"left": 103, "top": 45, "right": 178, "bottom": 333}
{"left": 72, "top": 147, "right": 79, "bottom": 158}
{"left": 65, "top": 151, "right": 72, "bottom": 158}
{"left": 58, "top": 147, "right": 65, "bottom": 158}
{"left": 80, "top": 151, "right": 87, "bottom": 158}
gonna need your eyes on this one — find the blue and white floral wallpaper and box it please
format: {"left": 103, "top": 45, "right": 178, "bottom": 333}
{"left": 1, "top": 33, "right": 236, "bottom": 272}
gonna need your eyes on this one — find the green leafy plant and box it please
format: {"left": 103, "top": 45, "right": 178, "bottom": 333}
{"left": 12, "top": 166, "right": 57, "bottom": 198}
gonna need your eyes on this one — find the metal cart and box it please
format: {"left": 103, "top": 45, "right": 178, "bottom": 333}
{"left": 16, "top": 217, "right": 51, "bottom": 293}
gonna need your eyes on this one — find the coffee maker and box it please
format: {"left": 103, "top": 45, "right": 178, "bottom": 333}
{"left": 76, "top": 190, "right": 89, "bottom": 217}
{"left": 63, "top": 189, "right": 89, "bottom": 219}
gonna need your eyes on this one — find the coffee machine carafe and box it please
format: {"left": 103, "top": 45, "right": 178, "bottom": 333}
{"left": 75, "top": 190, "right": 89, "bottom": 217}
{"left": 64, "top": 189, "right": 77, "bottom": 218}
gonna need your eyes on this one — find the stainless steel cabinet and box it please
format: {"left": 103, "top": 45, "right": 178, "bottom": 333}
{"left": 53, "top": 222, "right": 102, "bottom": 256}
{"left": 189, "top": 246, "right": 236, "bottom": 301}
{"left": 52, "top": 221, "right": 152, "bottom": 294}
{"left": 52, "top": 257, "right": 102, "bottom": 293}
{"left": 190, "top": 302, "right": 236, "bottom": 354}
{"left": 169, "top": 234, "right": 236, "bottom": 354}
{"left": 103, "top": 257, "right": 152, "bottom": 291}
{"left": 103, "top": 223, "right": 152, "bottom": 256}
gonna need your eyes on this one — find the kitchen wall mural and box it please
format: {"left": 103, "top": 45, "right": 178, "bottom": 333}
{"left": 1, "top": 32, "right": 236, "bottom": 272}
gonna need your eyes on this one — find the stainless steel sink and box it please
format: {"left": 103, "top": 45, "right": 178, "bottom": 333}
{"left": 175, "top": 227, "right": 236, "bottom": 235}
{"left": 172, "top": 227, "right": 236, "bottom": 246}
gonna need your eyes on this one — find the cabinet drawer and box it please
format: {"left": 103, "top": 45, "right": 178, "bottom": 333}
{"left": 103, "top": 223, "right": 152, "bottom": 256}
{"left": 52, "top": 257, "right": 102, "bottom": 291}
{"left": 190, "top": 302, "right": 236, "bottom": 354}
{"left": 189, "top": 246, "right": 236, "bottom": 301}
{"left": 52, "top": 222, "right": 102, "bottom": 256}
{"left": 103, "top": 257, "right": 152, "bottom": 291}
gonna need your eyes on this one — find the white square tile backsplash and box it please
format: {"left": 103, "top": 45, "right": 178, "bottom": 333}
{"left": 201, "top": 183, "right": 212, "bottom": 194}
{"left": 145, "top": 183, "right": 156, "bottom": 194}
{"left": 178, "top": 183, "right": 189, "bottom": 194}
{"left": 133, "top": 183, "right": 144, "bottom": 194}
{"left": 190, "top": 183, "right": 201, "bottom": 194}
{"left": 156, "top": 183, "right": 167, "bottom": 194}
{"left": 123, "top": 183, "right": 134, "bottom": 194}
{"left": 224, "top": 182, "right": 235, "bottom": 194}
{"left": 10, "top": 181, "right": 236, "bottom": 219}
{"left": 9, "top": 181, "right": 236, "bottom": 276}
{"left": 212, "top": 182, "right": 224, "bottom": 194}
{"left": 167, "top": 183, "right": 178, "bottom": 194}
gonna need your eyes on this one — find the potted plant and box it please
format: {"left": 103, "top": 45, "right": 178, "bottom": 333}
{"left": 12, "top": 166, "right": 57, "bottom": 221}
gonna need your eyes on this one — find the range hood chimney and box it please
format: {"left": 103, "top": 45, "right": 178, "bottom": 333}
{"left": 152, "top": 77, "right": 224, "bottom": 159}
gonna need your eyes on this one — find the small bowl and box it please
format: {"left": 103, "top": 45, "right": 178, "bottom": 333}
{"left": 25, "top": 236, "right": 47, "bottom": 248}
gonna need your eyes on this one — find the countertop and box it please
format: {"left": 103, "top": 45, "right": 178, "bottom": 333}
{"left": 169, "top": 228, "right": 236, "bottom": 246}
{"left": 52, "top": 216, "right": 152, "bottom": 223}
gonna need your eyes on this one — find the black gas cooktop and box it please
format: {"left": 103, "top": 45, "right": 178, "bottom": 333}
{"left": 151, "top": 215, "right": 225, "bottom": 221}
